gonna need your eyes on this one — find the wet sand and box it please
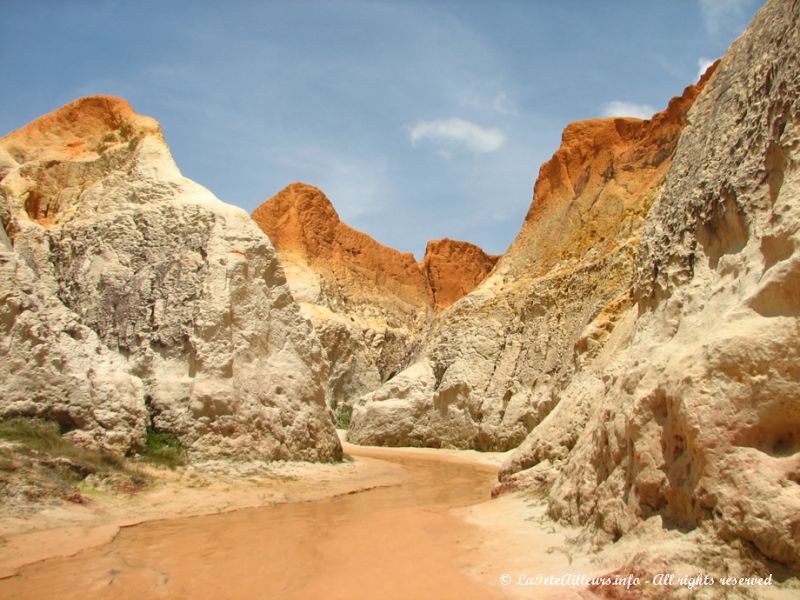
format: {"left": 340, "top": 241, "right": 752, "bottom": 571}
{"left": 4, "top": 442, "right": 796, "bottom": 600}
{"left": 0, "top": 444, "right": 510, "bottom": 600}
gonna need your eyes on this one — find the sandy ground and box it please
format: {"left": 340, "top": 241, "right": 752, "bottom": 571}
{"left": 0, "top": 440, "right": 406, "bottom": 579}
{"left": 0, "top": 431, "right": 508, "bottom": 580}
{"left": 0, "top": 433, "right": 796, "bottom": 599}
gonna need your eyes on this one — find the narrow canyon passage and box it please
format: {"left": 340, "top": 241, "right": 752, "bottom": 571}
{"left": 0, "top": 447, "right": 509, "bottom": 600}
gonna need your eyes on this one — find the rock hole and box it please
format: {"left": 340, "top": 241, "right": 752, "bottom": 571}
{"left": 673, "top": 434, "right": 685, "bottom": 458}
{"left": 736, "top": 422, "right": 800, "bottom": 458}
{"left": 696, "top": 189, "right": 749, "bottom": 270}
{"left": 57, "top": 417, "right": 77, "bottom": 434}
{"left": 24, "top": 190, "right": 53, "bottom": 224}
{"left": 765, "top": 141, "right": 787, "bottom": 205}
{"left": 773, "top": 433, "right": 800, "bottom": 457}
{"left": 144, "top": 394, "right": 162, "bottom": 431}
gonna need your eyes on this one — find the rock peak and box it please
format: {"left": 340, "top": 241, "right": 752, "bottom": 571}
{"left": 421, "top": 238, "right": 499, "bottom": 310}
{"left": 252, "top": 183, "right": 500, "bottom": 312}
{"left": 251, "top": 183, "right": 501, "bottom": 410}
{"left": 1, "top": 95, "right": 162, "bottom": 164}
{"left": 252, "top": 182, "right": 430, "bottom": 305}
{"left": 0, "top": 97, "right": 341, "bottom": 462}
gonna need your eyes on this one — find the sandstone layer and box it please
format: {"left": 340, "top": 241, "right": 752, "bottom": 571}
{"left": 252, "top": 183, "right": 497, "bottom": 412}
{"left": 421, "top": 238, "right": 499, "bottom": 311}
{"left": 500, "top": 0, "right": 800, "bottom": 572}
{"left": 349, "top": 61, "right": 715, "bottom": 451}
{"left": 0, "top": 97, "right": 341, "bottom": 461}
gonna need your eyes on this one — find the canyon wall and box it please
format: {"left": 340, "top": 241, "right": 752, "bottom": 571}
{"left": 345, "top": 0, "right": 800, "bottom": 572}
{"left": 252, "top": 183, "right": 497, "bottom": 412}
{"left": 0, "top": 97, "right": 341, "bottom": 461}
{"left": 502, "top": 0, "right": 800, "bottom": 571}
{"left": 349, "top": 60, "right": 715, "bottom": 451}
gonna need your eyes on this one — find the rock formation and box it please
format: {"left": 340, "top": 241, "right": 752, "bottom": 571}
{"left": 251, "top": 183, "right": 497, "bottom": 412}
{"left": 0, "top": 97, "right": 341, "bottom": 461}
{"left": 421, "top": 238, "right": 499, "bottom": 311}
{"left": 502, "top": 0, "right": 800, "bottom": 571}
{"left": 350, "top": 0, "right": 799, "bottom": 574}
{"left": 349, "top": 59, "right": 715, "bottom": 451}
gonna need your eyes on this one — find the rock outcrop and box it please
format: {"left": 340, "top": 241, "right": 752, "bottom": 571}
{"left": 251, "top": 183, "right": 497, "bottom": 412}
{"left": 420, "top": 238, "right": 499, "bottom": 311}
{"left": 349, "top": 60, "right": 715, "bottom": 451}
{"left": 502, "top": 0, "right": 800, "bottom": 571}
{"left": 0, "top": 97, "right": 341, "bottom": 461}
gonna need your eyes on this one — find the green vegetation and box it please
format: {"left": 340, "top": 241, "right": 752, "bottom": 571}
{"left": 0, "top": 416, "right": 148, "bottom": 496}
{"left": 335, "top": 405, "right": 352, "bottom": 429}
{"left": 141, "top": 430, "right": 186, "bottom": 469}
{"left": 0, "top": 417, "right": 125, "bottom": 474}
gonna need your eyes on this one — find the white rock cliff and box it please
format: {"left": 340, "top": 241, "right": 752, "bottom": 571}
{"left": 0, "top": 97, "right": 341, "bottom": 461}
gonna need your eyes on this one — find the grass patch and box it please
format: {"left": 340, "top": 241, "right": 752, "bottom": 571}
{"left": 0, "top": 416, "right": 149, "bottom": 494}
{"left": 141, "top": 430, "right": 186, "bottom": 469}
{"left": 335, "top": 405, "right": 352, "bottom": 429}
{"left": 0, "top": 417, "right": 126, "bottom": 476}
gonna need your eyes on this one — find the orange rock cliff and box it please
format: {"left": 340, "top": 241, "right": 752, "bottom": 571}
{"left": 0, "top": 96, "right": 164, "bottom": 229}
{"left": 421, "top": 238, "right": 499, "bottom": 310}
{"left": 251, "top": 182, "right": 498, "bottom": 311}
{"left": 498, "top": 60, "right": 719, "bottom": 280}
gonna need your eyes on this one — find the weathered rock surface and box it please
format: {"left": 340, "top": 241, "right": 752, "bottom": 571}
{"left": 0, "top": 97, "right": 341, "bottom": 461}
{"left": 349, "top": 61, "right": 714, "bottom": 451}
{"left": 420, "top": 238, "right": 499, "bottom": 311}
{"left": 502, "top": 0, "right": 800, "bottom": 571}
{"left": 252, "top": 183, "right": 497, "bottom": 412}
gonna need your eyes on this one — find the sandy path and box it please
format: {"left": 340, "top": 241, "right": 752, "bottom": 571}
{"left": 7, "top": 441, "right": 711, "bottom": 599}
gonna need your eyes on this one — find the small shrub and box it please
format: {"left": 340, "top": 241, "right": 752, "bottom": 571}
{"left": 335, "top": 405, "right": 352, "bottom": 429}
{"left": 142, "top": 430, "right": 186, "bottom": 468}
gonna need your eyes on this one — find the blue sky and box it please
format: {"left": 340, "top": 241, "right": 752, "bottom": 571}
{"left": 1, "top": 0, "right": 762, "bottom": 257}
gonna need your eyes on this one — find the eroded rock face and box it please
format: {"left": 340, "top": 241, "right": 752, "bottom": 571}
{"left": 0, "top": 97, "right": 341, "bottom": 461}
{"left": 349, "top": 62, "right": 714, "bottom": 451}
{"left": 252, "top": 183, "right": 497, "bottom": 411}
{"left": 500, "top": 0, "right": 800, "bottom": 571}
{"left": 420, "top": 238, "right": 499, "bottom": 311}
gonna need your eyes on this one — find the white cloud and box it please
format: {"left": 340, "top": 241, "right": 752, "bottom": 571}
{"left": 600, "top": 101, "right": 657, "bottom": 120}
{"left": 698, "top": 0, "right": 751, "bottom": 34}
{"left": 697, "top": 57, "right": 716, "bottom": 80}
{"left": 408, "top": 118, "right": 505, "bottom": 154}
